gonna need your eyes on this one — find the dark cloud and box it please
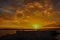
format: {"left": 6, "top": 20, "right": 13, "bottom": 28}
{"left": 52, "top": 0, "right": 60, "bottom": 11}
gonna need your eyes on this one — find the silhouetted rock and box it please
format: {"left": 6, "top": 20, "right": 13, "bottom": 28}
{"left": 0, "top": 30, "right": 59, "bottom": 40}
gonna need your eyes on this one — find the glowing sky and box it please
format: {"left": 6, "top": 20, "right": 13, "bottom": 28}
{"left": 0, "top": 0, "right": 60, "bottom": 29}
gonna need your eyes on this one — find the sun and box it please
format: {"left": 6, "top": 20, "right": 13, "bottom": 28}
{"left": 32, "top": 24, "right": 42, "bottom": 29}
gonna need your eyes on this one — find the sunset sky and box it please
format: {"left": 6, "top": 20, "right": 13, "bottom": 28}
{"left": 0, "top": 0, "right": 60, "bottom": 29}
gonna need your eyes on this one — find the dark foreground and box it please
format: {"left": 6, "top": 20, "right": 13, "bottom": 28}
{"left": 0, "top": 29, "right": 60, "bottom": 40}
